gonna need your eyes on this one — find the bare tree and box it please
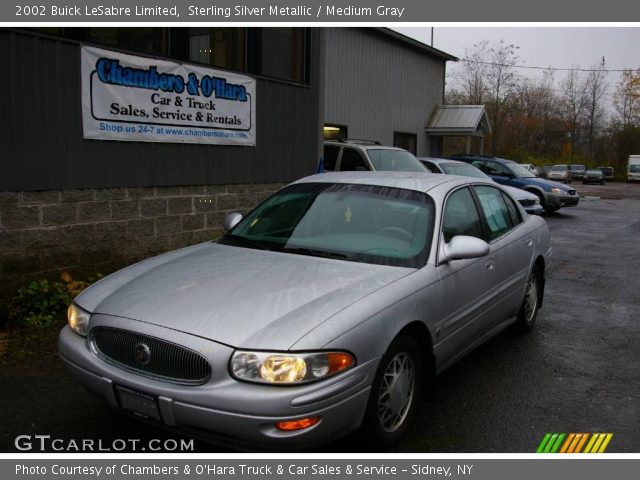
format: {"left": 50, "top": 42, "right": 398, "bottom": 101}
{"left": 450, "top": 40, "right": 490, "bottom": 104}
{"left": 485, "top": 40, "right": 520, "bottom": 154}
{"left": 583, "top": 58, "right": 608, "bottom": 162}
{"left": 560, "top": 68, "right": 588, "bottom": 164}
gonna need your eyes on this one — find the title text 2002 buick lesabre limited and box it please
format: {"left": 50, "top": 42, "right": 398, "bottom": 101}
{"left": 59, "top": 172, "right": 551, "bottom": 448}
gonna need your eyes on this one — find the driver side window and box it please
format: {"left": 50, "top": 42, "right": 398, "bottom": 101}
{"left": 485, "top": 161, "right": 512, "bottom": 176}
{"left": 442, "top": 188, "right": 484, "bottom": 243}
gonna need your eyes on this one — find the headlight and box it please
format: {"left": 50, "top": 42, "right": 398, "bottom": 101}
{"left": 230, "top": 350, "right": 355, "bottom": 384}
{"left": 550, "top": 187, "right": 567, "bottom": 195}
{"left": 67, "top": 303, "right": 91, "bottom": 337}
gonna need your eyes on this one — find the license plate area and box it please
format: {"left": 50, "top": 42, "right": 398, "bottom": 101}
{"left": 115, "top": 385, "right": 161, "bottom": 421}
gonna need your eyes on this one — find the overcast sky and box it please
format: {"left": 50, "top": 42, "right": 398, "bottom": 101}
{"left": 394, "top": 27, "right": 640, "bottom": 103}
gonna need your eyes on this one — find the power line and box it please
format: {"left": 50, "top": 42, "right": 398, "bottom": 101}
{"left": 459, "top": 58, "right": 638, "bottom": 73}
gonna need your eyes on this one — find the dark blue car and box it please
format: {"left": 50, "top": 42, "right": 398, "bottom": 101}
{"left": 450, "top": 155, "right": 580, "bottom": 213}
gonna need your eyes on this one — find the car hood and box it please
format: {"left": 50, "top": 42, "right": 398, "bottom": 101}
{"left": 502, "top": 185, "right": 537, "bottom": 201}
{"left": 76, "top": 243, "right": 411, "bottom": 350}
{"left": 522, "top": 177, "right": 573, "bottom": 191}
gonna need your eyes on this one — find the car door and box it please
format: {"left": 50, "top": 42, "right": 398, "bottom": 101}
{"left": 434, "top": 186, "right": 501, "bottom": 367}
{"left": 471, "top": 185, "right": 533, "bottom": 322}
{"left": 484, "top": 160, "right": 516, "bottom": 187}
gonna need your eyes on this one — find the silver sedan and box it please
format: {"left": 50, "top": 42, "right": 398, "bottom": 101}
{"left": 59, "top": 172, "right": 551, "bottom": 449}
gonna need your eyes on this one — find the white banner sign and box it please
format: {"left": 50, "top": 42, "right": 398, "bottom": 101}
{"left": 81, "top": 46, "right": 256, "bottom": 145}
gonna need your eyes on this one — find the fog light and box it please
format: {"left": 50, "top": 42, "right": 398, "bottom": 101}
{"left": 276, "top": 417, "right": 321, "bottom": 431}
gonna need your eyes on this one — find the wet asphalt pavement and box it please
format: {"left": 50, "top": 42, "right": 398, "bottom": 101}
{"left": 1, "top": 195, "right": 639, "bottom": 453}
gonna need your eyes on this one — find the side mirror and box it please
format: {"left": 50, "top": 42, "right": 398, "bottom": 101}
{"left": 443, "top": 235, "right": 490, "bottom": 261}
{"left": 223, "top": 212, "right": 243, "bottom": 232}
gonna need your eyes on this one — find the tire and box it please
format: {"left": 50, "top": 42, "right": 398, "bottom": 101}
{"left": 517, "top": 266, "right": 542, "bottom": 331}
{"left": 362, "top": 335, "right": 424, "bottom": 447}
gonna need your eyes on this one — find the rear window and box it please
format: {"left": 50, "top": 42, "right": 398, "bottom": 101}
{"left": 367, "top": 149, "right": 426, "bottom": 173}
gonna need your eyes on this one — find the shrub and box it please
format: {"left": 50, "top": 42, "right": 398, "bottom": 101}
{"left": 6, "top": 272, "right": 102, "bottom": 329}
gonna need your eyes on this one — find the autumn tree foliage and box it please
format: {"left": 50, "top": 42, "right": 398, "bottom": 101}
{"left": 446, "top": 40, "right": 640, "bottom": 175}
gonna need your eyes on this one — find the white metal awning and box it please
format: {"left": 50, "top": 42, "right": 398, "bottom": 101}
{"left": 426, "top": 105, "right": 491, "bottom": 137}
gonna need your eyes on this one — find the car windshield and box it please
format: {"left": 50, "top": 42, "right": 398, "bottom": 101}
{"left": 570, "top": 165, "right": 586, "bottom": 171}
{"left": 551, "top": 165, "right": 567, "bottom": 171}
{"left": 507, "top": 162, "right": 536, "bottom": 178}
{"left": 220, "top": 183, "right": 435, "bottom": 268}
{"left": 367, "top": 149, "right": 427, "bottom": 173}
{"left": 440, "top": 162, "right": 491, "bottom": 180}
{"left": 630, "top": 165, "right": 640, "bottom": 173}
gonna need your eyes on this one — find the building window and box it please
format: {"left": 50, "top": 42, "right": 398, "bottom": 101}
{"left": 247, "top": 28, "right": 307, "bottom": 83}
{"left": 187, "top": 28, "right": 246, "bottom": 71}
{"left": 394, "top": 132, "right": 417, "bottom": 155}
{"left": 23, "top": 27, "right": 310, "bottom": 84}
{"left": 323, "top": 124, "right": 348, "bottom": 141}
{"left": 86, "top": 28, "right": 169, "bottom": 56}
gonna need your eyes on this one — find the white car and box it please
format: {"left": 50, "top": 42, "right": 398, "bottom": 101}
{"left": 547, "top": 165, "right": 572, "bottom": 183}
{"left": 520, "top": 163, "right": 538, "bottom": 175}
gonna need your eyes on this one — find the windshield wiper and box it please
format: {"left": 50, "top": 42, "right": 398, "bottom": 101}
{"left": 220, "top": 234, "right": 271, "bottom": 251}
{"left": 282, "top": 246, "right": 353, "bottom": 260}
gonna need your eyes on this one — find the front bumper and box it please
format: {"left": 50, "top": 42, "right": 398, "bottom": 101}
{"left": 58, "top": 322, "right": 375, "bottom": 449}
{"left": 544, "top": 191, "right": 580, "bottom": 208}
{"left": 524, "top": 204, "right": 544, "bottom": 215}
{"left": 584, "top": 176, "right": 604, "bottom": 184}
{"left": 547, "top": 175, "right": 569, "bottom": 182}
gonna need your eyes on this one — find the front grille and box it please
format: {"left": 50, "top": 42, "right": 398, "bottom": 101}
{"left": 520, "top": 199, "right": 536, "bottom": 207}
{"left": 90, "top": 327, "right": 211, "bottom": 385}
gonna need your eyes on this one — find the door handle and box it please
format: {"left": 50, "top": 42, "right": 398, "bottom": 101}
{"left": 484, "top": 260, "right": 496, "bottom": 271}
{"left": 525, "top": 238, "right": 533, "bottom": 247}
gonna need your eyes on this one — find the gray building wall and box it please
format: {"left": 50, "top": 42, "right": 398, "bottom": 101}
{"left": 0, "top": 28, "right": 323, "bottom": 307}
{"left": 0, "top": 28, "right": 323, "bottom": 191}
{"left": 324, "top": 28, "right": 446, "bottom": 157}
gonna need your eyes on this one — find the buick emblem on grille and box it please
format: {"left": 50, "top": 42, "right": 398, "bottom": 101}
{"left": 134, "top": 343, "right": 151, "bottom": 365}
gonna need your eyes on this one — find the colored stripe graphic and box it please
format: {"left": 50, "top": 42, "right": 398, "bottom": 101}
{"left": 537, "top": 433, "right": 613, "bottom": 453}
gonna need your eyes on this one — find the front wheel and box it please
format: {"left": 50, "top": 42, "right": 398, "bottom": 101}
{"left": 517, "top": 266, "right": 542, "bottom": 331}
{"left": 362, "top": 335, "right": 424, "bottom": 447}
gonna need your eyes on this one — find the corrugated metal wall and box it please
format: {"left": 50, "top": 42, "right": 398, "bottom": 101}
{"left": 324, "top": 28, "right": 446, "bottom": 157}
{"left": 0, "top": 28, "right": 323, "bottom": 192}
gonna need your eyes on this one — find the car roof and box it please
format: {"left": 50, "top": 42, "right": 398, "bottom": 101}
{"left": 293, "top": 171, "right": 485, "bottom": 193}
{"left": 451, "top": 155, "right": 515, "bottom": 164}
{"left": 324, "top": 140, "right": 405, "bottom": 151}
{"left": 417, "top": 157, "right": 465, "bottom": 165}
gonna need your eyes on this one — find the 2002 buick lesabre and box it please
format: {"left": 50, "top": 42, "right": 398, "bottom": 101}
{"left": 59, "top": 172, "right": 551, "bottom": 448}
